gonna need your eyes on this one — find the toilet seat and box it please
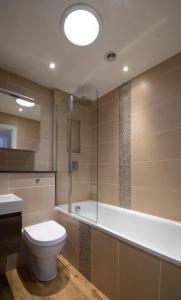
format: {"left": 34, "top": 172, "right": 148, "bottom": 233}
{"left": 23, "top": 220, "right": 66, "bottom": 247}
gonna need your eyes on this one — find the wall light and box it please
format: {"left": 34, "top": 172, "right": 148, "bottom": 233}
{"left": 16, "top": 98, "right": 35, "bottom": 108}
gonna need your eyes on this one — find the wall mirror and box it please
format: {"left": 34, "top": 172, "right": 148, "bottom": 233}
{"left": 0, "top": 88, "right": 41, "bottom": 151}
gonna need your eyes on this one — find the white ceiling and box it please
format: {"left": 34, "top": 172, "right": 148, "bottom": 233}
{"left": 0, "top": 0, "right": 180, "bottom": 97}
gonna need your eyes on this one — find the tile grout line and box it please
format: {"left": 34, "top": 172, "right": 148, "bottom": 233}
{"left": 131, "top": 95, "right": 181, "bottom": 115}
{"left": 132, "top": 158, "right": 181, "bottom": 163}
{"left": 8, "top": 174, "right": 9, "bottom": 192}
{"left": 132, "top": 63, "right": 181, "bottom": 87}
{"left": 117, "top": 240, "right": 120, "bottom": 300}
{"left": 158, "top": 259, "right": 162, "bottom": 300}
{"left": 9, "top": 185, "right": 55, "bottom": 190}
{"left": 131, "top": 125, "right": 181, "bottom": 139}
{"left": 132, "top": 185, "right": 181, "bottom": 192}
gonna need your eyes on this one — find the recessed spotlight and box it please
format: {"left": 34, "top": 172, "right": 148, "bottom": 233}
{"left": 123, "top": 66, "right": 129, "bottom": 72}
{"left": 49, "top": 62, "right": 56, "bottom": 69}
{"left": 18, "top": 107, "right": 23, "bottom": 112}
{"left": 16, "top": 98, "right": 35, "bottom": 108}
{"left": 62, "top": 4, "right": 101, "bottom": 46}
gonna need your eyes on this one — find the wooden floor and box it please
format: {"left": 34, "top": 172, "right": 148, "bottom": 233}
{"left": 0, "top": 256, "right": 109, "bottom": 300}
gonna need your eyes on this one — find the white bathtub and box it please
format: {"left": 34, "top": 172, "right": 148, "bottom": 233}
{"left": 55, "top": 200, "right": 181, "bottom": 267}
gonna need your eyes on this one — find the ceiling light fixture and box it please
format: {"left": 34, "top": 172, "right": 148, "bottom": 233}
{"left": 16, "top": 98, "right": 35, "bottom": 108}
{"left": 49, "top": 62, "right": 56, "bottom": 69}
{"left": 123, "top": 66, "right": 129, "bottom": 72}
{"left": 62, "top": 4, "right": 101, "bottom": 46}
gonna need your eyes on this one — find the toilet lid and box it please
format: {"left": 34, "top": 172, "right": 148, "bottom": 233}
{"left": 23, "top": 220, "right": 66, "bottom": 247}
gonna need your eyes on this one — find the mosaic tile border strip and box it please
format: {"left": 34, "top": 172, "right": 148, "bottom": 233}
{"left": 79, "top": 222, "right": 91, "bottom": 280}
{"left": 119, "top": 81, "right": 131, "bottom": 208}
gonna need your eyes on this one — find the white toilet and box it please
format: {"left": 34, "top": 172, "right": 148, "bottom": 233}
{"left": 23, "top": 220, "right": 66, "bottom": 282}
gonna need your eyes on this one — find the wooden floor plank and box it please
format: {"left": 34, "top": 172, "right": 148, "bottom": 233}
{"left": 58, "top": 256, "right": 109, "bottom": 300}
{"left": 3, "top": 256, "right": 109, "bottom": 300}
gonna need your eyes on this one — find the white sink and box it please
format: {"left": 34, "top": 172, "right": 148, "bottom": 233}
{"left": 0, "top": 194, "right": 23, "bottom": 215}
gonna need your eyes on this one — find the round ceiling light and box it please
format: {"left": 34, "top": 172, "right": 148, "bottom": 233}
{"left": 16, "top": 98, "right": 35, "bottom": 108}
{"left": 62, "top": 4, "right": 101, "bottom": 46}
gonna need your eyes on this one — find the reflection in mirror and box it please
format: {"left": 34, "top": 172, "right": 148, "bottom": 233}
{"left": 0, "top": 88, "right": 41, "bottom": 151}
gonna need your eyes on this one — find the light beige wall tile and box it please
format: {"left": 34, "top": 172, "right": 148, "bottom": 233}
{"left": 99, "top": 163, "right": 119, "bottom": 185}
{"left": 22, "top": 209, "right": 56, "bottom": 227}
{"left": 91, "top": 228, "right": 119, "bottom": 300}
{"left": 119, "top": 241, "right": 160, "bottom": 300}
{"left": 98, "top": 120, "right": 119, "bottom": 144}
{"left": 57, "top": 183, "right": 69, "bottom": 204}
{"left": 72, "top": 182, "right": 90, "bottom": 201}
{"left": 98, "top": 141, "right": 119, "bottom": 164}
{"left": 132, "top": 128, "right": 181, "bottom": 162}
{"left": 56, "top": 213, "right": 79, "bottom": 269}
{"left": 132, "top": 97, "right": 181, "bottom": 138}
{"left": 34, "top": 138, "right": 52, "bottom": 163}
{"left": 98, "top": 93, "right": 119, "bottom": 125}
{"left": 98, "top": 183, "right": 119, "bottom": 206}
{"left": 9, "top": 186, "right": 55, "bottom": 214}
{"left": 99, "top": 88, "right": 119, "bottom": 107}
{"left": 132, "top": 54, "right": 181, "bottom": 113}
{"left": 160, "top": 260, "right": 181, "bottom": 300}
{"left": 132, "top": 187, "right": 181, "bottom": 221}
{"left": 40, "top": 117, "right": 53, "bottom": 140}
{"left": 132, "top": 160, "right": 181, "bottom": 190}
{"left": 132, "top": 53, "right": 181, "bottom": 89}
{"left": 9, "top": 173, "right": 55, "bottom": 188}
{"left": 98, "top": 89, "right": 119, "bottom": 198}
{"left": 131, "top": 53, "right": 181, "bottom": 220}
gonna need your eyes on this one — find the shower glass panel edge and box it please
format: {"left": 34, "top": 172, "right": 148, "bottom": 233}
{"left": 68, "top": 94, "right": 73, "bottom": 213}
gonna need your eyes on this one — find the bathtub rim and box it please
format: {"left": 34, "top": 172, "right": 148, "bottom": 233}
{"left": 55, "top": 202, "right": 181, "bottom": 268}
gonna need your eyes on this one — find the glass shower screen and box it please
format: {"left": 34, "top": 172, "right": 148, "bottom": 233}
{"left": 68, "top": 85, "right": 98, "bottom": 222}
{"left": 54, "top": 85, "right": 98, "bottom": 223}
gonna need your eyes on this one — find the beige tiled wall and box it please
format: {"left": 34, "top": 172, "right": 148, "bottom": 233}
{"left": 96, "top": 52, "right": 181, "bottom": 220}
{"left": 0, "top": 172, "right": 55, "bottom": 227}
{"left": 0, "top": 67, "right": 53, "bottom": 171}
{"left": 131, "top": 52, "right": 181, "bottom": 221}
{"left": 98, "top": 89, "right": 119, "bottom": 206}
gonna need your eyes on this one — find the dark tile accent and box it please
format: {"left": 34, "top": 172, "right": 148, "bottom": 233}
{"left": 79, "top": 222, "right": 91, "bottom": 280}
{"left": 119, "top": 82, "right": 131, "bottom": 208}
